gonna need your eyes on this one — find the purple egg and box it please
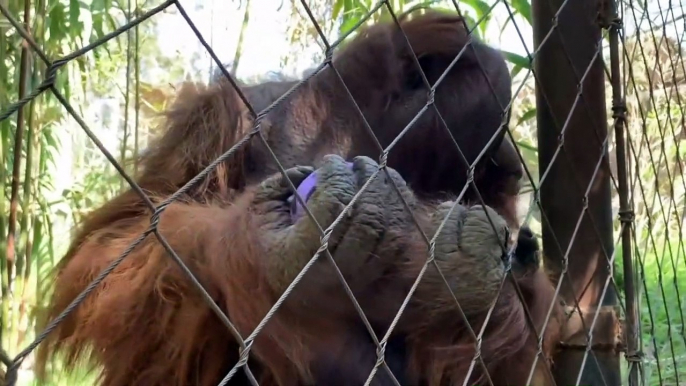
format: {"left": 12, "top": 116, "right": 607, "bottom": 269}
{"left": 289, "top": 162, "right": 354, "bottom": 220}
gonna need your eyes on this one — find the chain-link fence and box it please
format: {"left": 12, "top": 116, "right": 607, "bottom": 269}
{"left": 0, "top": 0, "right": 684, "bottom": 385}
{"left": 617, "top": 0, "right": 686, "bottom": 384}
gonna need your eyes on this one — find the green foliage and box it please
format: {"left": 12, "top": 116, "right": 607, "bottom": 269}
{"left": 509, "top": 0, "right": 531, "bottom": 26}
{"left": 501, "top": 50, "right": 531, "bottom": 77}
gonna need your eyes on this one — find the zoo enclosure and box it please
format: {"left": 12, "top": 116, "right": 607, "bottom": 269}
{"left": 0, "top": 0, "right": 684, "bottom": 385}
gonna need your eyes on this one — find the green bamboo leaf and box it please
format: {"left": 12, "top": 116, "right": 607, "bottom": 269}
{"left": 92, "top": 0, "right": 107, "bottom": 12}
{"left": 461, "top": 0, "right": 490, "bottom": 20}
{"left": 39, "top": 177, "right": 56, "bottom": 191}
{"left": 41, "top": 127, "right": 60, "bottom": 149}
{"left": 332, "top": 0, "right": 345, "bottom": 20}
{"left": 48, "top": 3, "right": 67, "bottom": 42}
{"left": 510, "top": 0, "right": 532, "bottom": 26}
{"left": 69, "top": 0, "right": 82, "bottom": 30}
{"left": 92, "top": 13, "right": 105, "bottom": 40}
{"left": 44, "top": 210, "right": 56, "bottom": 266}
{"left": 76, "top": 56, "right": 88, "bottom": 95}
{"left": 40, "top": 105, "right": 62, "bottom": 126}
{"left": 500, "top": 13, "right": 512, "bottom": 34}
{"left": 516, "top": 107, "right": 535, "bottom": 124}
{"left": 340, "top": 13, "right": 363, "bottom": 35}
{"left": 460, "top": 0, "right": 491, "bottom": 34}
{"left": 30, "top": 216, "right": 43, "bottom": 265}
{"left": 516, "top": 107, "right": 536, "bottom": 126}
{"left": 465, "top": 15, "right": 482, "bottom": 40}
{"left": 511, "top": 65, "right": 523, "bottom": 78}
{"left": 515, "top": 140, "right": 538, "bottom": 153}
{"left": 105, "top": 12, "right": 118, "bottom": 38}
{"left": 344, "top": 0, "right": 354, "bottom": 15}
{"left": 54, "top": 68, "right": 69, "bottom": 101}
{"left": 501, "top": 49, "right": 530, "bottom": 69}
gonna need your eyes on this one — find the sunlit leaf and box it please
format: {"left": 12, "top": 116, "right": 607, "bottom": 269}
{"left": 92, "top": 13, "right": 105, "bottom": 41}
{"left": 501, "top": 49, "right": 531, "bottom": 69}
{"left": 91, "top": 0, "right": 107, "bottom": 12}
{"left": 516, "top": 107, "right": 536, "bottom": 126}
{"left": 332, "top": 0, "right": 345, "bottom": 20}
{"left": 516, "top": 140, "right": 537, "bottom": 153}
{"left": 510, "top": 0, "right": 532, "bottom": 26}
{"left": 340, "top": 12, "right": 363, "bottom": 35}
{"left": 69, "top": 0, "right": 83, "bottom": 32}
{"left": 48, "top": 3, "right": 67, "bottom": 42}
{"left": 460, "top": 0, "right": 491, "bottom": 35}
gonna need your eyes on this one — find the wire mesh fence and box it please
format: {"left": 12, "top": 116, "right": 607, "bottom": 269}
{"left": 618, "top": 0, "right": 686, "bottom": 384}
{"left": 0, "top": 0, "right": 684, "bottom": 385}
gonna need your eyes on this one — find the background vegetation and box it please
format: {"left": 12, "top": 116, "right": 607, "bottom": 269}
{"left": 0, "top": 0, "right": 684, "bottom": 384}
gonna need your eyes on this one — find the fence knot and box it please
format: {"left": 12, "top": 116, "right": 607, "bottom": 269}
{"left": 236, "top": 340, "right": 254, "bottom": 368}
{"left": 375, "top": 342, "right": 387, "bottom": 367}
{"left": 4, "top": 358, "right": 21, "bottom": 386}
{"left": 618, "top": 209, "right": 635, "bottom": 224}
{"left": 556, "top": 132, "right": 565, "bottom": 146}
{"left": 596, "top": 0, "right": 622, "bottom": 30}
{"left": 0, "top": 60, "right": 67, "bottom": 122}
{"left": 319, "top": 228, "right": 334, "bottom": 252}
{"left": 466, "top": 166, "right": 475, "bottom": 185}
{"left": 610, "top": 17, "right": 623, "bottom": 30}
{"left": 472, "top": 337, "right": 483, "bottom": 361}
{"left": 254, "top": 109, "right": 269, "bottom": 125}
{"left": 427, "top": 241, "right": 436, "bottom": 263}
{"left": 324, "top": 48, "right": 334, "bottom": 65}
{"left": 427, "top": 88, "right": 436, "bottom": 105}
{"left": 45, "top": 60, "right": 67, "bottom": 86}
{"left": 378, "top": 151, "right": 389, "bottom": 169}
{"left": 150, "top": 201, "right": 171, "bottom": 228}
{"left": 532, "top": 190, "right": 542, "bottom": 206}
{"left": 624, "top": 350, "right": 643, "bottom": 363}
{"left": 611, "top": 101, "right": 627, "bottom": 122}
{"left": 502, "top": 249, "right": 514, "bottom": 270}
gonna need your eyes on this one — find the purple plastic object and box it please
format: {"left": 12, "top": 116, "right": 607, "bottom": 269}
{"left": 289, "top": 161, "right": 354, "bottom": 220}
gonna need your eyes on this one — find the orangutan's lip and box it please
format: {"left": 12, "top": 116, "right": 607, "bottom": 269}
{"left": 289, "top": 161, "right": 355, "bottom": 220}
